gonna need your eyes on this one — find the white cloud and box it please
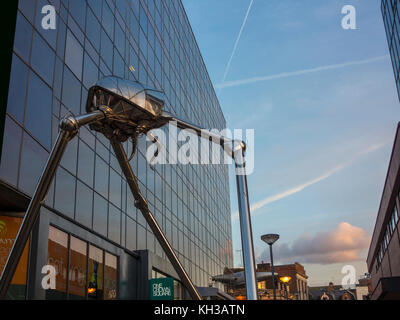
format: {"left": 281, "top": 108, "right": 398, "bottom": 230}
{"left": 232, "top": 141, "right": 388, "bottom": 220}
{"left": 216, "top": 55, "right": 389, "bottom": 89}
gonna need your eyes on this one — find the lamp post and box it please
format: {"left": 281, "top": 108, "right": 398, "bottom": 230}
{"left": 280, "top": 276, "right": 291, "bottom": 300}
{"left": 261, "top": 234, "right": 279, "bottom": 300}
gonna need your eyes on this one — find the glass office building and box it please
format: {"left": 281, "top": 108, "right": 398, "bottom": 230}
{"left": 382, "top": 0, "right": 400, "bottom": 100}
{"left": 0, "top": 0, "right": 232, "bottom": 299}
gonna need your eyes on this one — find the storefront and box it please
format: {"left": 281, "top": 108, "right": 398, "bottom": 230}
{"left": 1, "top": 202, "right": 187, "bottom": 300}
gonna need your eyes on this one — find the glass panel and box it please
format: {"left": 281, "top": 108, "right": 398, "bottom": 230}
{"left": 65, "top": 30, "right": 83, "bottom": 80}
{"left": 104, "top": 252, "right": 117, "bottom": 300}
{"left": 13, "top": 12, "right": 32, "bottom": 63}
{"left": 31, "top": 31, "right": 55, "bottom": 86}
{"left": 19, "top": 133, "right": 48, "bottom": 195}
{"left": 25, "top": 72, "right": 52, "bottom": 149}
{"left": 62, "top": 67, "right": 81, "bottom": 115}
{"left": 54, "top": 167, "right": 76, "bottom": 219}
{"left": 108, "top": 205, "right": 121, "bottom": 244}
{"left": 88, "top": 245, "right": 104, "bottom": 300}
{"left": 0, "top": 216, "right": 30, "bottom": 300}
{"left": 75, "top": 180, "right": 93, "bottom": 228}
{"left": 0, "top": 117, "right": 22, "bottom": 186}
{"left": 68, "top": 237, "right": 87, "bottom": 300}
{"left": 93, "top": 193, "right": 108, "bottom": 237}
{"left": 7, "top": 54, "right": 28, "bottom": 123}
{"left": 46, "top": 226, "right": 68, "bottom": 300}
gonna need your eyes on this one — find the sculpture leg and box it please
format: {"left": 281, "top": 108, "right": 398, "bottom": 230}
{"left": 0, "top": 111, "right": 105, "bottom": 299}
{"left": 110, "top": 138, "right": 201, "bottom": 300}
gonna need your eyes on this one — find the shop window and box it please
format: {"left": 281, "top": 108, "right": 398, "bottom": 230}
{"left": 45, "top": 226, "right": 118, "bottom": 300}
{"left": 46, "top": 226, "right": 68, "bottom": 300}
{"left": 68, "top": 237, "right": 87, "bottom": 300}
{"left": 104, "top": 252, "right": 117, "bottom": 300}
{"left": 0, "top": 215, "right": 30, "bottom": 300}
{"left": 88, "top": 245, "right": 104, "bottom": 300}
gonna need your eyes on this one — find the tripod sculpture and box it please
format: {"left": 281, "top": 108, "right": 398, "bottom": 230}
{"left": 0, "top": 76, "right": 258, "bottom": 300}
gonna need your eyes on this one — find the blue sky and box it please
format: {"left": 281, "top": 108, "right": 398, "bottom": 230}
{"left": 182, "top": 0, "right": 400, "bottom": 286}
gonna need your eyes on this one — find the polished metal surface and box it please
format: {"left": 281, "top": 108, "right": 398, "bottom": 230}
{"left": 110, "top": 139, "right": 201, "bottom": 300}
{"left": 0, "top": 112, "right": 105, "bottom": 299}
{"left": 269, "top": 244, "right": 276, "bottom": 300}
{"left": 261, "top": 234, "right": 279, "bottom": 245}
{"left": 233, "top": 148, "right": 258, "bottom": 300}
{"left": 1, "top": 77, "right": 258, "bottom": 301}
{"left": 261, "top": 233, "right": 279, "bottom": 300}
{"left": 86, "top": 76, "right": 169, "bottom": 142}
{"left": 162, "top": 114, "right": 259, "bottom": 300}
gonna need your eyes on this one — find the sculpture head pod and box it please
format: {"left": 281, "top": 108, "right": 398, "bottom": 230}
{"left": 86, "top": 76, "right": 168, "bottom": 141}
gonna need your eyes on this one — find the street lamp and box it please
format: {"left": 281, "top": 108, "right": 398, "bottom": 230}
{"left": 280, "top": 276, "right": 291, "bottom": 300}
{"left": 261, "top": 234, "right": 279, "bottom": 300}
{"left": 0, "top": 76, "right": 258, "bottom": 300}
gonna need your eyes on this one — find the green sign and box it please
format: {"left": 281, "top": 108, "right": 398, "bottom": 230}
{"left": 149, "top": 277, "right": 174, "bottom": 300}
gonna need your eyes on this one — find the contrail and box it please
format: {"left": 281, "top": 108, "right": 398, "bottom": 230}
{"left": 220, "top": 0, "right": 254, "bottom": 89}
{"left": 217, "top": 55, "right": 389, "bottom": 89}
{"left": 231, "top": 141, "right": 388, "bottom": 220}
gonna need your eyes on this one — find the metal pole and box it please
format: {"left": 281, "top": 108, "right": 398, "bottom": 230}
{"left": 110, "top": 138, "right": 201, "bottom": 300}
{"left": 0, "top": 112, "right": 105, "bottom": 299}
{"left": 269, "top": 244, "right": 276, "bottom": 300}
{"left": 233, "top": 148, "right": 258, "bottom": 301}
{"left": 162, "top": 115, "right": 259, "bottom": 300}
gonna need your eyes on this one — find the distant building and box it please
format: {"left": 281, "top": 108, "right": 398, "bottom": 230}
{"left": 308, "top": 282, "right": 356, "bottom": 300}
{"left": 366, "top": 123, "right": 400, "bottom": 299}
{"left": 216, "top": 262, "right": 308, "bottom": 300}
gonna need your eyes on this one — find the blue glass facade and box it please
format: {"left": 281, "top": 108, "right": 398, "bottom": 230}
{"left": 0, "top": 0, "right": 232, "bottom": 299}
{"left": 382, "top": 0, "right": 400, "bottom": 100}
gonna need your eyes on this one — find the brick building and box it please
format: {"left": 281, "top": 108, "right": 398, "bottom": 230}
{"left": 221, "top": 262, "right": 308, "bottom": 300}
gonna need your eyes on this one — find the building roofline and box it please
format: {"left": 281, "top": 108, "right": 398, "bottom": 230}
{"left": 366, "top": 122, "right": 400, "bottom": 268}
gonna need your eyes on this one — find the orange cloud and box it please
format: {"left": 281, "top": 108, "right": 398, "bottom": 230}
{"left": 259, "top": 222, "right": 371, "bottom": 265}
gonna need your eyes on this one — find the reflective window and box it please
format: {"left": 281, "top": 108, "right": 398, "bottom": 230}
{"left": 83, "top": 53, "right": 98, "bottom": 90}
{"left": 88, "top": 245, "right": 104, "bottom": 300}
{"left": 108, "top": 205, "right": 121, "bottom": 244}
{"left": 54, "top": 167, "right": 76, "bottom": 219}
{"left": 101, "top": 29, "right": 113, "bottom": 69}
{"left": 86, "top": 7, "right": 101, "bottom": 51}
{"left": 93, "top": 193, "right": 108, "bottom": 236}
{"left": 75, "top": 180, "right": 93, "bottom": 228}
{"left": 68, "top": 236, "right": 87, "bottom": 300}
{"left": 31, "top": 31, "right": 55, "bottom": 86}
{"left": 77, "top": 141, "right": 95, "bottom": 187}
{"left": 19, "top": 133, "right": 48, "bottom": 195}
{"left": 0, "top": 216, "right": 30, "bottom": 300}
{"left": 104, "top": 252, "right": 118, "bottom": 300}
{"left": 46, "top": 226, "right": 68, "bottom": 300}
{"left": 65, "top": 30, "right": 83, "bottom": 80}
{"left": 62, "top": 67, "right": 81, "bottom": 114}
{"left": 13, "top": 12, "right": 32, "bottom": 63}
{"left": 94, "top": 155, "right": 109, "bottom": 198}
{"left": 7, "top": 54, "right": 28, "bottom": 123}
{"left": 0, "top": 117, "right": 22, "bottom": 186}
{"left": 25, "top": 72, "right": 52, "bottom": 149}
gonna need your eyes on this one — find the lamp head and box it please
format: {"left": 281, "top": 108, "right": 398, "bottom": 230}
{"left": 280, "top": 276, "right": 291, "bottom": 283}
{"left": 86, "top": 76, "right": 168, "bottom": 141}
{"left": 261, "top": 234, "right": 279, "bottom": 245}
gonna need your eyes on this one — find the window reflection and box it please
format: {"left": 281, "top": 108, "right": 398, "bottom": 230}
{"left": 46, "top": 226, "right": 68, "bottom": 300}
{"left": 88, "top": 245, "right": 104, "bottom": 300}
{"left": 104, "top": 253, "right": 117, "bottom": 300}
{"left": 68, "top": 237, "right": 87, "bottom": 300}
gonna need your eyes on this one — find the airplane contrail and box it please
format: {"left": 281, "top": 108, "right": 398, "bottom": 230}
{"left": 220, "top": 0, "right": 254, "bottom": 89}
{"left": 231, "top": 141, "right": 389, "bottom": 220}
{"left": 217, "top": 55, "right": 389, "bottom": 89}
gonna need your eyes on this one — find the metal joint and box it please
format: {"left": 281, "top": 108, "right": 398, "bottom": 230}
{"left": 59, "top": 116, "right": 79, "bottom": 136}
